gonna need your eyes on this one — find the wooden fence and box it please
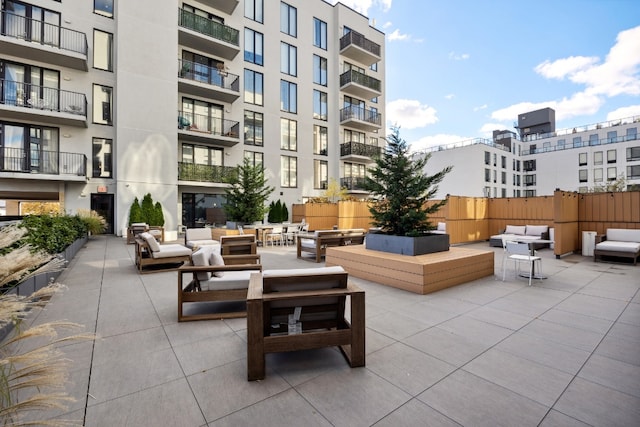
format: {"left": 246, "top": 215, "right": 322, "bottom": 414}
{"left": 291, "top": 190, "right": 640, "bottom": 256}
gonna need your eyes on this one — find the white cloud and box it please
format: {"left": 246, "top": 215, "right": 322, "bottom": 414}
{"left": 387, "top": 29, "right": 409, "bottom": 41}
{"left": 407, "top": 134, "right": 473, "bottom": 152}
{"left": 448, "top": 51, "right": 470, "bottom": 61}
{"left": 493, "top": 25, "right": 640, "bottom": 126}
{"left": 387, "top": 99, "right": 438, "bottom": 130}
{"left": 473, "top": 104, "right": 487, "bottom": 111}
{"left": 382, "top": 21, "right": 393, "bottom": 29}
{"left": 606, "top": 105, "right": 640, "bottom": 121}
{"left": 445, "top": 94, "right": 455, "bottom": 100}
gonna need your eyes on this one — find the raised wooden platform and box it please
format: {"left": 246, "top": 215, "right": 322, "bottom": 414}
{"left": 326, "top": 245, "right": 495, "bottom": 294}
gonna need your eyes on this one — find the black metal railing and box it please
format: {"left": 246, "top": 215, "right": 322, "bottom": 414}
{"left": 1, "top": 79, "right": 87, "bottom": 116}
{"left": 178, "top": 59, "right": 239, "bottom": 92}
{"left": 340, "top": 141, "right": 382, "bottom": 158}
{"left": 340, "top": 176, "right": 367, "bottom": 191}
{"left": 178, "top": 8, "right": 239, "bottom": 46}
{"left": 178, "top": 162, "right": 236, "bottom": 183}
{"left": 340, "top": 69, "right": 381, "bottom": 92}
{"left": 340, "top": 105, "right": 381, "bottom": 126}
{"left": 177, "top": 110, "right": 239, "bottom": 138}
{"left": 339, "top": 31, "right": 381, "bottom": 57}
{"left": 1, "top": 10, "right": 88, "bottom": 55}
{"left": 0, "top": 147, "right": 86, "bottom": 176}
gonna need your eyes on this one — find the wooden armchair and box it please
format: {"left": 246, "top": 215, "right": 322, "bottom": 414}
{"left": 178, "top": 246, "right": 261, "bottom": 321}
{"left": 220, "top": 234, "right": 257, "bottom": 255}
{"left": 246, "top": 266, "right": 365, "bottom": 381}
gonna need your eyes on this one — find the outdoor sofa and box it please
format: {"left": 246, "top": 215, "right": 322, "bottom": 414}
{"left": 184, "top": 227, "right": 219, "bottom": 249}
{"left": 489, "top": 224, "right": 550, "bottom": 248}
{"left": 594, "top": 228, "right": 640, "bottom": 265}
{"left": 135, "top": 232, "right": 191, "bottom": 273}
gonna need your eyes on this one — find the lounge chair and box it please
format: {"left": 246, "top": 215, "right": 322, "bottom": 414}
{"left": 135, "top": 232, "right": 191, "bottom": 273}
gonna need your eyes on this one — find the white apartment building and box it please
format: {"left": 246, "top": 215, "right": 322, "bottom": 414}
{"left": 422, "top": 108, "right": 640, "bottom": 198}
{"left": 0, "top": 0, "right": 385, "bottom": 239}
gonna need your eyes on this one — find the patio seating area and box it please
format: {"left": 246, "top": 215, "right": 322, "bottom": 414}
{"left": 13, "top": 236, "right": 640, "bottom": 426}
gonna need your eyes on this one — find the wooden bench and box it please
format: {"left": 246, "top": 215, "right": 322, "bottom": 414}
{"left": 296, "top": 229, "right": 366, "bottom": 263}
{"left": 134, "top": 234, "right": 191, "bottom": 274}
{"left": 220, "top": 234, "right": 257, "bottom": 255}
{"left": 178, "top": 246, "right": 262, "bottom": 321}
{"left": 246, "top": 266, "right": 365, "bottom": 381}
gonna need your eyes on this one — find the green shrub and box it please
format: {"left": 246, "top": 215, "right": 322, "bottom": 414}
{"left": 153, "top": 202, "right": 165, "bottom": 226}
{"left": 140, "top": 194, "right": 155, "bottom": 224}
{"left": 20, "top": 215, "right": 87, "bottom": 254}
{"left": 128, "top": 197, "right": 143, "bottom": 225}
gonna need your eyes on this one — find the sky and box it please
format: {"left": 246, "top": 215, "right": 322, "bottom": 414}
{"left": 329, "top": 0, "right": 640, "bottom": 151}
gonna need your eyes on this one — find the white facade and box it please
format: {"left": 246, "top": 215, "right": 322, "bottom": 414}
{"left": 0, "top": 0, "right": 385, "bottom": 238}
{"left": 421, "top": 116, "right": 640, "bottom": 198}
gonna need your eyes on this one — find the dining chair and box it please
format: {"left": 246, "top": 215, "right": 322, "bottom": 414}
{"left": 502, "top": 240, "right": 542, "bottom": 286}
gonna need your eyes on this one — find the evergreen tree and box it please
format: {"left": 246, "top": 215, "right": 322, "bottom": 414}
{"left": 128, "top": 197, "right": 143, "bottom": 225}
{"left": 274, "top": 200, "right": 283, "bottom": 222}
{"left": 282, "top": 202, "right": 289, "bottom": 222}
{"left": 224, "top": 158, "right": 274, "bottom": 224}
{"left": 267, "top": 201, "right": 276, "bottom": 223}
{"left": 140, "top": 193, "right": 155, "bottom": 224}
{"left": 153, "top": 202, "right": 165, "bottom": 226}
{"left": 362, "top": 127, "right": 452, "bottom": 236}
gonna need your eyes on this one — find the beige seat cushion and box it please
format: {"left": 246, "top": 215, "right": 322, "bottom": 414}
{"left": 152, "top": 244, "right": 191, "bottom": 258}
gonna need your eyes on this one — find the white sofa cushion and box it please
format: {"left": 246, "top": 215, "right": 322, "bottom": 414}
{"left": 199, "top": 270, "right": 253, "bottom": 291}
{"left": 607, "top": 228, "right": 640, "bottom": 243}
{"left": 140, "top": 232, "right": 161, "bottom": 252}
{"left": 525, "top": 225, "right": 548, "bottom": 237}
{"left": 209, "top": 250, "right": 225, "bottom": 278}
{"left": 263, "top": 266, "right": 345, "bottom": 278}
{"left": 186, "top": 228, "right": 212, "bottom": 241}
{"left": 505, "top": 225, "right": 526, "bottom": 235}
{"left": 152, "top": 244, "right": 191, "bottom": 259}
{"left": 596, "top": 240, "right": 640, "bottom": 253}
{"left": 186, "top": 239, "right": 219, "bottom": 249}
{"left": 191, "top": 248, "right": 211, "bottom": 281}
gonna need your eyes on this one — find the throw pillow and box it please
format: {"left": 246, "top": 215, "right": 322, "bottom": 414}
{"left": 191, "top": 248, "right": 211, "bottom": 281}
{"left": 141, "top": 232, "right": 161, "bottom": 252}
{"left": 210, "top": 250, "right": 225, "bottom": 278}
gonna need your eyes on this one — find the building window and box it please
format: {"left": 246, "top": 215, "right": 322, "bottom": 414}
{"left": 313, "top": 17, "right": 327, "bottom": 49}
{"left": 607, "top": 167, "right": 617, "bottom": 180}
{"left": 244, "top": 110, "right": 263, "bottom": 146}
{"left": 627, "top": 164, "right": 640, "bottom": 179}
{"left": 281, "top": 155, "right": 297, "bottom": 187}
{"left": 0, "top": 123, "right": 59, "bottom": 173}
{"left": 594, "top": 168, "right": 603, "bottom": 182}
{"left": 181, "top": 98, "right": 223, "bottom": 134}
{"left": 484, "top": 151, "right": 490, "bottom": 165}
{"left": 627, "top": 127, "right": 638, "bottom": 141}
{"left": 501, "top": 156, "right": 506, "bottom": 168}
{"left": 484, "top": 169, "right": 490, "bottom": 182}
{"left": 493, "top": 153, "right": 497, "bottom": 166}
{"left": 181, "top": 144, "right": 223, "bottom": 166}
{"left": 280, "top": 42, "right": 297, "bottom": 76}
{"left": 314, "top": 125, "right": 328, "bottom": 155}
{"left": 578, "top": 152, "right": 587, "bottom": 166}
{"left": 244, "top": 69, "right": 263, "bottom": 105}
{"left": 313, "top": 55, "right": 327, "bottom": 86}
{"left": 594, "top": 151, "right": 603, "bottom": 165}
{"left": 244, "top": 29, "right": 264, "bottom": 65}
{"left": 244, "top": 0, "right": 263, "bottom": 23}
{"left": 94, "top": 0, "right": 113, "bottom": 18}
{"left": 1, "top": 61, "right": 60, "bottom": 108}
{"left": 313, "top": 90, "right": 328, "bottom": 120}
{"left": 492, "top": 170, "right": 497, "bottom": 183}
{"left": 370, "top": 62, "right": 378, "bottom": 72}
{"left": 627, "top": 146, "right": 640, "bottom": 161}
{"left": 92, "top": 84, "right": 112, "bottom": 125}
{"left": 92, "top": 138, "right": 112, "bottom": 178}
{"left": 607, "top": 130, "right": 617, "bottom": 143}
{"left": 344, "top": 129, "right": 365, "bottom": 143}
{"left": 371, "top": 96, "right": 378, "bottom": 104}
{"left": 280, "top": 80, "right": 297, "bottom": 113}
{"left": 244, "top": 150, "right": 263, "bottom": 167}
{"left": 501, "top": 188, "right": 507, "bottom": 198}
{"left": 523, "top": 160, "right": 536, "bottom": 172}
{"left": 589, "top": 134, "right": 599, "bottom": 146}
{"left": 314, "top": 159, "right": 328, "bottom": 189}
{"left": 524, "top": 190, "right": 536, "bottom": 197}
{"left": 280, "top": 118, "right": 297, "bottom": 150}
{"left": 573, "top": 136, "right": 582, "bottom": 147}
{"left": 607, "top": 149, "right": 616, "bottom": 163}
{"left": 579, "top": 169, "right": 588, "bottom": 183}
{"left": 501, "top": 171, "right": 506, "bottom": 184}
{"left": 280, "top": 2, "right": 297, "bottom": 37}
{"left": 93, "top": 29, "right": 113, "bottom": 71}
{"left": 557, "top": 139, "right": 565, "bottom": 149}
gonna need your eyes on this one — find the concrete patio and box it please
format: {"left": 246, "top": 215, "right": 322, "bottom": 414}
{"left": 17, "top": 236, "right": 640, "bottom": 426}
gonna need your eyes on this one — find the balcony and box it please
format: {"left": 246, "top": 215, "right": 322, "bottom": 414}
{"left": 178, "top": 59, "right": 240, "bottom": 103}
{"left": 178, "top": 9, "right": 240, "bottom": 60}
{"left": 340, "top": 141, "right": 382, "bottom": 162}
{"left": 340, "top": 105, "right": 382, "bottom": 132}
{"left": 0, "top": 147, "right": 86, "bottom": 181}
{"left": 177, "top": 110, "right": 240, "bottom": 147}
{"left": 340, "top": 176, "right": 368, "bottom": 192}
{"left": 0, "top": 79, "right": 88, "bottom": 128}
{"left": 340, "top": 69, "right": 381, "bottom": 100}
{"left": 0, "top": 10, "right": 88, "bottom": 71}
{"left": 178, "top": 162, "right": 236, "bottom": 184}
{"left": 339, "top": 31, "right": 381, "bottom": 67}
{"left": 198, "top": 0, "right": 239, "bottom": 14}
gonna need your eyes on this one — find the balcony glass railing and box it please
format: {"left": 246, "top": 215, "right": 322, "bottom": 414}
{"left": 178, "top": 59, "right": 239, "bottom": 92}
{"left": 0, "top": 79, "right": 87, "bottom": 116}
{"left": 178, "top": 162, "right": 236, "bottom": 183}
{"left": 340, "top": 105, "right": 381, "bottom": 126}
{"left": 339, "top": 69, "right": 381, "bottom": 92}
{"left": 0, "top": 147, "right": 86, "bottom": 176}
{"left": 177, "top": 110, "right": 239, "bottom": 138}
{"left": 339, "top": 31, "right": 381, "bottom": 57}
{"left": 178, "top": 9, "right": 239, "bottom": 46}
{"left": 340, "top": 176, "right": 367, "bottom": 191}
{"left": 0, "top": 10, "right": 88, "bottom": 55}
{"left": 340, "top": 141, "right": 382, "bottom": 158}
